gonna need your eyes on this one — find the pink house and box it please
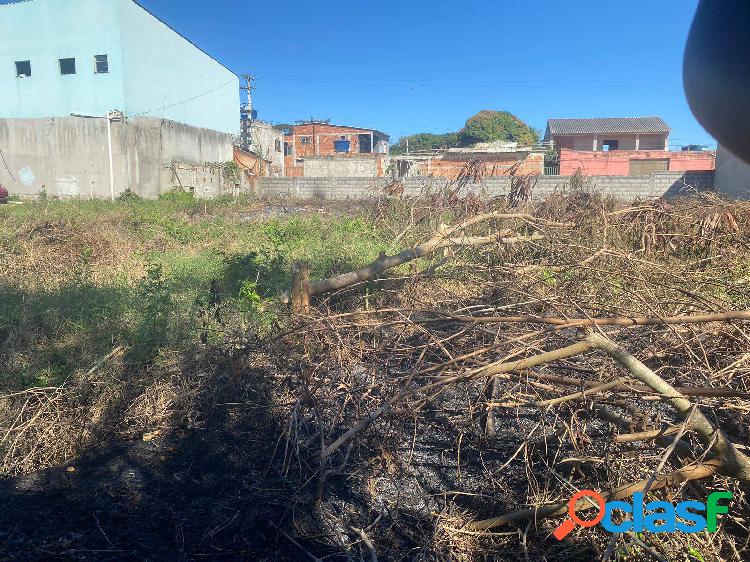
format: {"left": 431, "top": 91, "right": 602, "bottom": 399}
{"left": 544, "top": 117, "right": 715, "bottom": 176}
{"left": 558, "top": 148, "right": 716, "bottom": 176}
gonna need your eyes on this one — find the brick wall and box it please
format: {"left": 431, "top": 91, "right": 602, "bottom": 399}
{"left": 255, "top": 171, "right": 714, "bottom": 201}
{"left": 283, "top": 123, "right": 387, "bottom": 177}
{"left": 286, "top": 123, "right": 378, "bottom": 156}
{"left": 406, "top": 152, "right": 544, "bottom": 179}
{"left": 560, "top": 149, "right": 716, "bottom": 176}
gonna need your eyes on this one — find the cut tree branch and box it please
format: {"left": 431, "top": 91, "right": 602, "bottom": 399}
{"left": 320, "top": 341, "right": 592, "bottom": 460}
{"left": 513, "top": 371, "right": 750, "bottom": 399}
{"left": 586, "top": 331, "right": 750, "bottom": 483}
{"left": 421, "top": 310, "right": 750, "bottom": 328}
{"left": 280, "top": 211, "right": 555, "bottom": 303}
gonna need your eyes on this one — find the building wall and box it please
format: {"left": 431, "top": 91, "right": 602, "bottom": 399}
{"left": 559, "top": 149, "right": 715, "bottom": 176}
{"left": 249, "top": 121, "right": 284, "bottom": 176}
{"left": 285, "top": 123, "right": 380, "bottom": 157}
{"left": 0, "top": 0, "right": 126, "bottom": 119}
{"left": 715, "top": 144, "right": 750, "bottom": 199}
{"left": 0, "top": 0, "right": 239, "bottom": 135}
{"left": 553, "top": 133, "right": 668, "bottom": 151}
{"left": 284, "top": 123, "right": 388, "bottom": 177}
{"left": 117, "top": 0, "right": 239, "bottom": 134}
{"left": 255, "top": 171, "right": 714, "bottom": 201}
{"left": 0, "top": 116, "right": 234, "bottom": 198}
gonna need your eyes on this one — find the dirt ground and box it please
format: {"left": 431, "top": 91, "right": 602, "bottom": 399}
{"left": 0, "top": 344, "right": 606, "bottom": 561}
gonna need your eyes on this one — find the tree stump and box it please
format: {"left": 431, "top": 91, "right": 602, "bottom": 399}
{"left": 290, "top": 262, "right": 310, "bottom": 314}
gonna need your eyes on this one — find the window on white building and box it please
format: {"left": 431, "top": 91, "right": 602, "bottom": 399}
{"left": 59, "top": 58, "right": 76, "bottom": 75}
{"left": 94, "top": 55, "right": 109, "bottom": 74}
{"left": 15, "top": 60, "right": 31, "bottom": 77}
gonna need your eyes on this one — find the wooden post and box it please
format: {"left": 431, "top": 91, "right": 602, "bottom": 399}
{"left": 290, "top": 261, "right": 310, "bottom": 314}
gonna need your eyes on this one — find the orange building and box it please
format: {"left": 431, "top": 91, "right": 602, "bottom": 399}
{"left": 283, "top": 122, "right": 389, "bottom": 177}
{"left": 392, "top": 149, "right": 544, "bottom": 180}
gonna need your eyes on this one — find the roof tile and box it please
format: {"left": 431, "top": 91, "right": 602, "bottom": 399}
{"left": 544, "top": 117, "right": 670, "bottom": 140}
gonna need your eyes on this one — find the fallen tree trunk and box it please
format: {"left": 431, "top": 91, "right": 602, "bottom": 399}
{"left": 280, "top": 211, "right": 554, "bottom": 303}
{"left": 593, "top": 404, "right": 695, "bottom": 460}
{"left": 586, "top": 331, "right": 750, "bottom": 483}
{"left": 421, "top": 309, "right": 750, "bottom": 327}
{"left": 514, "top": 371, "right": 750, "bottom": 399}
{"left": 280, "top": 232, "right": 544, "bottom": 303}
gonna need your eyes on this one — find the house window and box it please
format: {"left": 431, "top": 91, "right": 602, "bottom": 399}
{"left": 275, "top": 139, "right": 282, "bottom": 152}
{"left": 300, "top": 136, "right": 312, "bottom": 145}
{"left": 602, "top": 140, "right": 619, "bottom": 152}
{"left": 94, "top": 55, "right": 109, "bottom": 74}
{"left": 284, "top": 142, "right": 293, "bottom": 156}
{"left": 59, "top": 58, "right": 76, "bottom": 75}
{"left": 15, "top": 60, "right": 31, "bottom": 78}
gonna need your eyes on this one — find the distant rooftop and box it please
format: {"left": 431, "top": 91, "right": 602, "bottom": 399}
{"left": 288, "top": 121, "right": 389, "bottom": 140}
{"left": 544, "top": 117, "right": 670, "bottom": 140}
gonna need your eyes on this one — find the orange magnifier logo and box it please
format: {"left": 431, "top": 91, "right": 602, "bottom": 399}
{"left": 553, "top": 490, "right": 606, "bottom": 540}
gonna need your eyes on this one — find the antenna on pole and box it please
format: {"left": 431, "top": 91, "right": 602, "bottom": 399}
{"left": 240, "top": 74, "right": 255, "bottom": 115}
{"left": 240, "top": 74, "right": 255, "bottom": 151}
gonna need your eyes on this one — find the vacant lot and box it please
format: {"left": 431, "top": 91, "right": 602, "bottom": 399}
{"left": 0, "top": 189, "right": 749, "bottom": 561}
{"left": 0, "top": 194, "right": 392, "bottom": 390}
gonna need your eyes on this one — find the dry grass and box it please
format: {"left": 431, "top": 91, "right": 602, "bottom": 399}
{"left": 0, "top": 188, "right": 749, "bottom": 559}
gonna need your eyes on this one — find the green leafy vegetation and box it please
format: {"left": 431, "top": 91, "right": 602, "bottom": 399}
{"left": 459, "top": 110, "right": 539, "bottom": 146}
{"left": 390, "top": 110, "right": 538, "bottom": 154}
{"left": 389, "top": 132, "right": 461, "bottom": 155}
{"left": 0, "top": 197, "right": 391, "bottom": 391}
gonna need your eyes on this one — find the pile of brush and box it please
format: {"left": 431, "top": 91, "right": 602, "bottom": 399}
{"left": 1, "top": 183, "right": 749, "bottom": 560}
{"left": 257, "top": 190, "right": 750, "bottom": 560}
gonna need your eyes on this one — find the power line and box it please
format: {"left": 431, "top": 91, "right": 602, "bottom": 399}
{"left": 129, "top": 79, "right": 236, "bottom": 118}
{"left": 253, "top": 74, "right": 648, "bottom": 89}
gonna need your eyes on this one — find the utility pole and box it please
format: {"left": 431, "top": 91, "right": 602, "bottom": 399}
{"left": 106, "top": 110, "right": 124, "bottom": 201}
{"left": 240, "top": 74, "right": 255, "bottom": 151}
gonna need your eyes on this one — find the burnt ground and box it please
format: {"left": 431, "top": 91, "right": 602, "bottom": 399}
{"left": 0, "top": 353, "right": 609, "bottom": 562}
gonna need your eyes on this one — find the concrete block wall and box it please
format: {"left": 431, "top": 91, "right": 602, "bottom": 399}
{"left": 0, "top": 116, "right": 235, "bottom": 198}
{"left": 258, "top": 177, "right": 385, "bottom": 200}
{"left": 255, "top": 171, "right": 715, "bottom": 201}
{"left": 301, "top": 156, "right": 380, "bottom": 178}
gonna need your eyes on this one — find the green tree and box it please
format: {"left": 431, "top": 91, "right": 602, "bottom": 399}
{"left": 458, "top": 110, "right": 538, "bottom": 146}
{"left": 389, "top": 132, "right": 460, "bottom": 155}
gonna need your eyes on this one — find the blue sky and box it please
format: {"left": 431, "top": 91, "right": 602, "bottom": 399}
{"left": 6, "top": 0, "right": 712, "bottom": 146}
